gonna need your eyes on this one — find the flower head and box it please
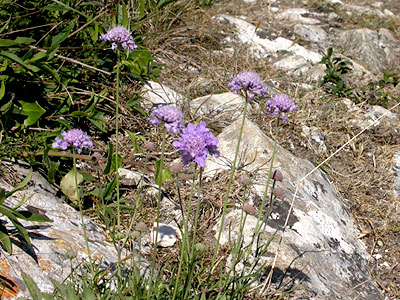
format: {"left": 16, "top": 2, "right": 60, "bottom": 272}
{"left": 52, "top": 129, "right": 93, "bottom": 154}
{"left": 100, "top": 25, "right": 137, "bottom": 52}
{"left": 149, "top": 105, "right": 184, "bottom": 135}
{"left": 265, "top": 94, "right": 297, "bottom": 123}
{"left": 172, "top": 122, "right": 219, "bottom": 167}
{"left": 227, "top": 71, "right": 268, "bottom": 100}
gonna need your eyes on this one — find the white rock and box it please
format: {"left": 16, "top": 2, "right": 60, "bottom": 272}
{"left": 384, "top": 9, "right": 394, "bottom": 17}
{"left": 294, "top": 24, "right": 327, "bottom": 44}
{"left": 350, "top": 105, "right": 399, "bottom": 128}
{"left": 209, "top": 118, "right": 383, "bottom": 299}
{"left": 118, "top": 168, "right": 143, "bottom": 186}
{"left": 371, "top": 1, "right": 383, "bottom": 8}
{"left": 141, "top": 81, "right": 185, "bottom": 108}
{"left": 392, "top": 151, "right": 400, "bottom": 198}
{"left": 151, "top": 222, "right": 178, "bottom": 247}
{"left": 276, "top": 8, "right": 322, "bottom": 25}
{"left": 301, "top": 125, "right": 328, "bottom": 153}
{"left": 189, "top": 92, "right": 256, "bottom": 121}
{"left": 273, "top": 55, "right": 312, "bottom": 76}
{"left": 220, "top": 15, "right": 322, "bottom": 63}
{"left": 327, "top": 0, "right": 343, "bottom": 6}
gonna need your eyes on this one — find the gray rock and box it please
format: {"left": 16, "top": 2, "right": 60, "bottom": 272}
{"left": 151, "top": 223, "right": 178, "bottom": 247}
{"left": 276, "top": 8, "right": 322, "bottom": 25}
{"left": 338, "top": 28, "right": 400, "bottom": 73}
{"left": 393, "top": 151, "right": 400, "bottom": 199}
{"left": 273, "top": 55, "right": 312, "bottom": 77}
{"left": 294, "top": 24, "right": 327, "bottom": 44}
{"left": 219, "top": 15, "right": 322, "bottom": 64}
{"left": 350, "top": 105, "right": 399, "bottom": 128}
{"left": 189, "top": 92, "right": 257, "bottom": 122}
{"left": 142, "top": 81, "right": 185, "bottom": 108}
{"left": 0, "top": 163, "right": 146, "bottom": 298}
{"left": 207, "top": 118, "right": 383, "bottom": 299}
{"left": 327, "top": 0, "right": 343, "bottom": 6}
{"left": 343, "top": 4, "right": 385, "bottom": 18}
{"left": 118, "top": 168, "right": 143, "bottom": 186}
{"left": 301, "top": 125, "right": 328, "bottom": 154}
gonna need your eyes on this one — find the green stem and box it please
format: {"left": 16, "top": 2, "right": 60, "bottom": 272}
{"left": 182, "top": 168, "right": 203, "bottom": 299}
{"left": 73, "top": 150, "right": 94, "bottom": 277}
{"left": 115, "top": 51, "right": 121, "bottom": 233}
{"left": 212, "top": 94, "right": 249, "bottom": 264}
{"left": 246, "top": 115, "right": 280, "bottom": 260}
{"left": 147, "top": 127, "right": 167, "bottom": 299}
{"left": 172, "top": 167, "right": 198, "bottom": 300}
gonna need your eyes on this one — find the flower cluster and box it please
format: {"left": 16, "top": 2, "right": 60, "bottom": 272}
{"left": 149, "top": 105, "right": 184, "bottom": 135}
{"left": 227, "top": 71, "right": 268, "bottom": 100}
{"left": 265, "top": 94, "right": 297, "bottom": 123}
{"left": 52, "top": 129, "right": 93, "bottom": 154}
{"left": 100, "top": 25, "right": 137, "bottom": 52}
{"left": 172, "top": 122, "right": 219, "bottom": 167}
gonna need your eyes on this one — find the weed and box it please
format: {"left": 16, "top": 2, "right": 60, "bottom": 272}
{"left": 319, "top": 47, "right": 353, "bottom": 97}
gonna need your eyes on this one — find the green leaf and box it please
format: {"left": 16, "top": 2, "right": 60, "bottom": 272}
{"left": 10, "top": 218, "right": 31, "bottom": 245}
{"left": 0, "top": 37, "right": 34, "bottom": 47}
{"left": 81, "top": 287, "right": 96, "bottom": 300}
{"left": 121, "top": 3, "right": 129, "bottom": 28}
{"left": 0, "top": 223, "right": 12, "bottom": 254}
{"left": 0, "top": 50, "right": 38, "bottom": 72}
{"left": 126, "top": 130, "right": 144, "bottom": 153}
{"left": 21, "top": 272, "right": 44, "bottom": 300}
{"left": 18, "top": 101, "right": 46, "bottom": 126}
{"left": 18, "top": 211, "right": 52, "bottom": 222}
{"left": 0, "top": 80, "right": 5, "bottom": 101}
{"left": 103, "top": 143, "right": 114, "bottom": 175}
{"left": 51, "top": 24, "right": 73, "bottom": 47}
{"left": 155, "top": 160, "right": 171, "bottom": 186}
{"left": 103, "top": 176, "right": 117, "bottom": 200}
{"left": 157, "top": 0, "right": 177, "bottom": 9}
{"left": 87, "top": 111, "right": 107, "bottom": 133}
{"left": 60, "top": 169, "right": 84, "bottom": 203}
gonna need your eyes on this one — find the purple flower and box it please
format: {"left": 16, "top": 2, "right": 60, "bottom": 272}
{"left": 265, "top": 94, "right": 297, "bottom": 123}
{"left": 100, "top": 25, "right": 137, "bottom": 52}
{"left": 149, "top": 105, "right": 184, "bottom": 135}
{"left": 52, "top": 129, "right": 93, "bottom": 154}
{"left": 172, "top": 122, "right": 219, "bottom": 167}
{"left": 227, "top": 71, "right": 268, "bottom": 100}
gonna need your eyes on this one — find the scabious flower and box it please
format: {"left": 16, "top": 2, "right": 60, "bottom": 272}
{"left": 52, "top": 129, "right": 93, "bottom": 154}
{"left": 172, "top": 122, "right": 219, "bottom": 167}
{"left": 265, "top": 94, "right": 297, "bottom": 123}
{"left": 227, "top": 71, "right": 268, "bottom": 100}
{"left": 149, "top": 105, "right": 184, "bottom": 135}
{"left": 100, "top": 25, "right": 137, "bottom": 52}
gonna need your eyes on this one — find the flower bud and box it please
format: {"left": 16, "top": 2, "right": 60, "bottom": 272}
{"left": 273, "top": 187, "right": 285, "bottom": 200}
{"left": 135, "top": 222, "right": 148, "bottom": 232}
{"left": 239, "top": 174, "right": 251, "bottom": 185}
{"left": 272, "top": 170, "right": 283, "bottom": 181}
{"left": 169, "top": 162, "right": 183, "bottom": 174}
{"left": 242, "top": 203, "right": 257, "bottom": 215}
{"left": 143, "top": 141, "right": 156, "bottom": 151}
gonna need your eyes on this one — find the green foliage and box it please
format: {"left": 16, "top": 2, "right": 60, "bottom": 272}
{"left": 319, "top": 47, "right": 353, "bottom": 97}
{"left": 357, "top": 71, "right": 400, "bottom": 107}
{"left": 0, "top": 0, "right": 159, "bottom": 164}
{"left": 0, "top": 169, "right": 52, "bottom": 254}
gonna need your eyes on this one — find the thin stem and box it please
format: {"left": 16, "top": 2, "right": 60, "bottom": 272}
{"left": 172, "top": 167, "right": 198, "bottom": 300}
{"left": 182, "top": 168, "right": 203, "bottom": 299}
{"left": 115, "top": 51, "right": 121, "bottom": 233}
{"left": 73, "top": 150, "right": 94, "bottom": 277}
{"left": 147, "top": 127, "right": 167, "bottom": 299}
{"left": 212, "top": 95, "right": 249, "bottom": 264}
{"left": 246, "top": 115, "right": 280, "bottom": 260}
